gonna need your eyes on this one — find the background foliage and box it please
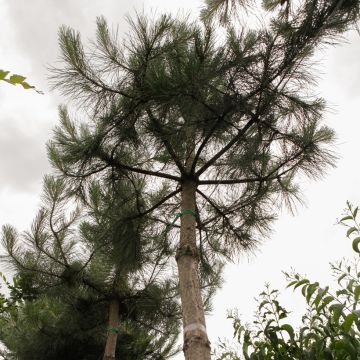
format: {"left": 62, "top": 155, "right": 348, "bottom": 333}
{"left": 0, "top": 69, "right": 41, "bottom": 93}
{"left": 215, "top": 203, "right": 360, "bottom": 359}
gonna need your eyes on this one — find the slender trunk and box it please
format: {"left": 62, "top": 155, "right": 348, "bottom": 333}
{"left": 176, "top": 180, "right": 211, "bottom": 360}
{"left": 103, "top": 298, "right": 120, "bottom": 360}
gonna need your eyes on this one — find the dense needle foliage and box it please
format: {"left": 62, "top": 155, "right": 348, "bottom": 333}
{"left": 48, "top": 0, "right": 359, "bottom": 259}
{"left": 0, "top": 176, "right": 181, "bottom": 359}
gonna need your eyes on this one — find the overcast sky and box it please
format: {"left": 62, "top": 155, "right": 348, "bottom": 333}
{"left": 1, "top": 0, "right": 360, "bottom": 358}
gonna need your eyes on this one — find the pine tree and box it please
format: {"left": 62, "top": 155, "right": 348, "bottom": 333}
{"left": 0, "top": 292, "right": 179, "bottom": 360}
{"left": 48, "top": 1, "right": 360, "bottom": 358}
{"left": 0, "top": 175, "right": 181, "bottom": 360}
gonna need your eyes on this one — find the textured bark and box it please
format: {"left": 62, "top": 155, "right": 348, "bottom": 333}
{"left": 176, "top": 180, "right": 211, "bottom": 360}
{"left": 103, "top": 298, "right": 120, "bottom": 360}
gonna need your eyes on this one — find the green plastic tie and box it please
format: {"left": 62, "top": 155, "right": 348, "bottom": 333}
{"left": 108, "top": 326, "right": 119, "bottom": 334}
{"left": 180, "top": 209, "right": 197, "bottom": 217}
{"left": 165, "top": 208, "right": 197, "bottom": 232}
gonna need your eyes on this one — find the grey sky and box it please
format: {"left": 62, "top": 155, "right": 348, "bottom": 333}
{"left": 1, "top": 1, "right": 360, "bottom": 358}
{"left": 0, "top": 119, "right": 50, "bottom": 191}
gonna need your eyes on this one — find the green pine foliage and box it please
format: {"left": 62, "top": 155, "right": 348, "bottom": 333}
{"left": 0, "top": 175, "right": 180, "bottom": 359}
{"left": 0, "top": 294, "right": 177, "bottom": 360}
{"left": 48, "top": 0, "right": 359, "bottom": 262}
{"left": 215, "top": 203, "right": 360, "bottom": 359}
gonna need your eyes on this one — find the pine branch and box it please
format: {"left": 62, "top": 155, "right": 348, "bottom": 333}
{"left": 125, "top": 188, "right": 181, "bottom": 220}
{"left": 196, "top": 188, "right": 246, "bottom": 246}
{"left": 98, "top": 149, "right": 181, "bottom": 181}
{"left": 190, "top": 114, "right": 227, "bottom": 174}
{"left": 55, "top": 163, "right": 111, "bottom": 179}
{"left": 198, "top": 147, "right": 311, "bottom": 185}
{"left": 198, "top": 177, "right": 264, "bottom": 185}
{"left": 200, "top": 183, "right": 266, "bottom": 227}
{"left": 196, "top": 116, "right": 257, "bottom": 177}
{"left": 49, "top": 200, "right": 69, "bottom": 266}
{"left": 146, "top": 108, "right": 186, "bottom": 174}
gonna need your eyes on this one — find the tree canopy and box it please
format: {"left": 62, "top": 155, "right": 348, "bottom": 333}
{"left": 0, "top": 175, "right": 181, "bottom": 360}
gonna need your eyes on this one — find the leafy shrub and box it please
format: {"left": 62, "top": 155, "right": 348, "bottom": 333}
{"left": 216, "top": 203, "right": 360, "bottom": 360}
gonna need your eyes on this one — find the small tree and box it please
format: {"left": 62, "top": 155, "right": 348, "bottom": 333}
{"left": 0, "top": 175, "right": 180, "bottom": 360}
{"left": 0, "top": 289, "right": 178, "bottom": 360}
{"left": 48, "top": 1, "right": 360, "bottom": 358}
{"left": 215, "top": 203, "right": 360, "bottom": 360}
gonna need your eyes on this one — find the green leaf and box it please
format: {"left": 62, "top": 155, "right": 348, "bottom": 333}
{"left": 329, "top": 303, "right": 344, "bottom": 324}
{"left": 0, "top": 70, "right": 9, "bottom": 80}
{"left": 340, "top": 215, "right": 353, "bottom": 222}
{"left": 303, "top": 332, "right": 320, "bottom": 347}
{"left": 352, "top": 237, "right": 360, "bottom": 253}
{"left": 306, "top": 283, "right": 319, "bottom": 304}
{"left": 21, "top": 81, "right": 34, "bottom": 90}
{"left": 301, "top": 286, "right": 307, "bottom": 297}
{"left": 354, "top": 286, "right": 360, "bottom": 302}
{"left": 293, "top": 279, "right": 310, "bottom": 290}
{"left": 322, "top": 348, "right": 334, "bottom": 360}
{"left": 242, "top": 330, "right": 251, "bottom": 358}
{"left": 353, "top": 207, "right": 358, "bottom": 218}
{"left": 343, "top": 313, "right": 357, "bottom": 332}
{"left": 338, "top": 273, "right": 347, "bottom": 285}
{"left": 313, "top": 287, "right": 328, "bottom": 308}
{"left": 0, "top": 69, "right": 41, "bottom": 93}
{"left": 286, "top": 280, "right": 298, "bottom": 288}
{"left": 334, "top": 339, "right": 357, "bottom": 359}
{"left": 347, "top": 227, "right": 357, "bottom": 237}
{"left": 318, "top": 295, "right": 334, "bottom": 312}
{"left": 336, "top": 289, "right": 349, "bottom": 297}
{"left": 259, "top": 300, "right": 269, "bottom": 310}
{"left": 9, "top": 74, "right": 26, "bottom": 84}
{"left": 280, "top": 324, "right": 294, "bottom": 341}
{"left": 347, "top": 279, "right": 355, "bottom": 292}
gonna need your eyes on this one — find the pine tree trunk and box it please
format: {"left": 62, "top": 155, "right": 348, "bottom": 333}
{"left": 176, "top": 180, "right": 211, "bottom": 360}
{"left": 103, "top": 298, "right": 120, "bottom": 360}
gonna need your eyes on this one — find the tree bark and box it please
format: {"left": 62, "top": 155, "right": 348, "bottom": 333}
{"left": 103, "top": 298, "right": 120, "bottom": 360}
{"left": 176, "top": 180, "right": 211, "bottom": 360}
